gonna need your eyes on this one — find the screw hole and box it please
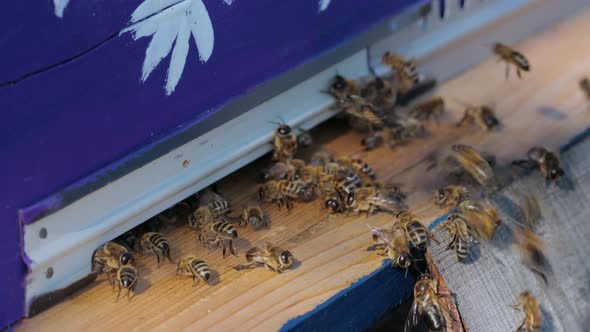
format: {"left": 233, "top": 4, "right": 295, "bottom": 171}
{"left": 182, "top": 160, "right": 190, "bottom": 168}
{"left": 39, "top": 227, "right": 48, "bottom": 239}
{"left": 46, "top": 267, "right": 54, "bottom": 279}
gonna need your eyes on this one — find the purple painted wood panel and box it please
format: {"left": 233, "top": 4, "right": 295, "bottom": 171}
{"left": 0, "top": 0, "right": 422, "bottom": 327}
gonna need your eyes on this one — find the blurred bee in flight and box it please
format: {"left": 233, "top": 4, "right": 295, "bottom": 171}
{"left": 511, "top": 290, "right": 542, "bottom": 332}
{"left": 408, "top": 97, "right": 445, "bottom": 122}
{"left": 455, "top": 100, "right": 500, "bottom": 131}
{"left": 580, "top": 77, "right": 590, "bottom": 100}
{"left": 233, "top": 242, "right": 294, "bottom": 273}
{"left": 434, "top": 185, "right": 469, "bottom": 209}
{"left": 512, "top": 146, "right": 564, "bottom": 185}
{"left": 492, "top": 42, "right": 530, "bottom": 78}
{"left": 382, "top": 52, "right": 419, "bottom": 93}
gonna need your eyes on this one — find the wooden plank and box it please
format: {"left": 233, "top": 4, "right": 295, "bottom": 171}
{"left": 17, "top": 7, "right": 590, "bottom": 331}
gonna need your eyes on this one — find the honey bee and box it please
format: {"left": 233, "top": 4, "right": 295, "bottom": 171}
{"left": 199, "top": 219, "right": 239, "bottom": 257}
{"left": 299, "top": 164, "right": 324, "bottom": 187}
{"left": 272, "top": 124, "right": 298, "bottom": 162}
{"left": 451, "top": 199, "right": 501, "bottom": 241}
{"left": 382, "top": 52, "right": 419, "bottom": 93}
{"left": 115, "top": 265, "right": 137, "bottom": 301}
{"left": 511, "top": 290, "right": 542, "bottom": 332}
{"left": 337, "top": 95, "right": 384, "bottom": 131}
{"left": 259, "top": 179, "right": 311, "bottom": 210}
{"left": 92, "top": 242, "right": 136, "bottom": 286}
{"left": 362, "top": 117, "right": 425, "bottom": 150}
{"left": 512, "top": 146, "right": 564, "bottom": 184}
{"left": 360, "top": 77, "right": 397, "bottom": 108}
{"left": 451, "top": 144, "right": 497, "bottom": 189}
{"left": 441, "top": 217, "right": 474, "bottom": 262}
{"left": 257, "top": 161, "right": 297, "bottom": 182}
{"left": 139, "top": 232, "right": 172, "bottom": 267}
{"left": 456, "top": 104, "right": 500, "bottom": 131}
{"left": 310, "top": 150, "right": 334, "bottom": 166}
{"left": 405, "top": 274, "right": 448, "bottom": 332}
{"left": 580, "top": 77, "right": 590, "bottom": 99}
{"left": 492, "top": 43, "right": 530, "bottom": 78}
{"left": 349, "top": 186, "right": 402, "bottom": 216}
{"left": 337, "top": 156, "right": 377, "bottom": 182}
{"left": 233, "top": 242, "right": 294, "bottom": 273}
{"left": 176, "top": 255, "right": 211, "bottom": 287}
{"left": 324, "top": 193, "right": 345, "bottom": 214}
{"left": 326, "top": 74, "right": 359, "bottom": 99}
{"left": 434, "top": 185, "right": 469, "bottom": 208}
{"left": 336, "top": 176, "right": 363, "bottom": 209}
{"left": 366, "top": 224, "right": 412, "bottom": 270}
{"left": 396, "top": 211, "right": 437, "bottom": 250}
{"left": 408, "top": 97, "right": 445, "bottom": 122}
{"left": 240, "top": 205, "right": 268, "bottom": 230}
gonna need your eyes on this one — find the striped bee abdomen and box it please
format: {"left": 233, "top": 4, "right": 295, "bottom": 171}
{"left": 190, "top": 259, "right": 211, "bottom": 281}
{"left": 208, "top": 200, "right": 231, "bottom": 215}
{"left": 212, "top": 221, "right": 238, "bottom": 239}
{"left": 511, "top": 51, "right": 530, "bottom": 71}
{"left": 405, "top": 220, "right": 428, "bottom": 250}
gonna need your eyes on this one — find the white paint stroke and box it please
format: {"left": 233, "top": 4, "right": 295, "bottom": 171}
{"left": 318, "top": 0, "right": 331, "bottom": 12}
{"left": 122, "top": 0, "right": 214, "bottom": 95}
{"left": 53, "top": 0, "right": 70, "bottom": 18}
{"left": 223, "top": 0, "right": 235, "bottom": 5}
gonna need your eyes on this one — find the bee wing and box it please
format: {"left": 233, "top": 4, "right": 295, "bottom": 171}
{"left": 452, "top": 145, "right": 495, "bottom": 186}
{"left": 404, "top": 300, "right": 421, "bottom": 332}
{"left": 521, "top": 194, "right": 541, "bottom": 227}
{"left": 367, "top": 224, "right": 394, "bottom": 245}
{"left": 368, "top": 195, "right": 403, "bottom": 214}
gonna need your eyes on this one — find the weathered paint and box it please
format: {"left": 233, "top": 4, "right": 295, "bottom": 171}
{"left": 1, "top": 0, "right": 423, "bottom": 328}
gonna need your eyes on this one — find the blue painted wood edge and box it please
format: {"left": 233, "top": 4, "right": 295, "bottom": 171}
{"left": 278, "top": 217, "right": 448, "bottom": 332}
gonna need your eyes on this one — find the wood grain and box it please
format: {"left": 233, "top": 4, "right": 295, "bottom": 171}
{"left": 18, "top": 8, "right": 590, "bottom": 332}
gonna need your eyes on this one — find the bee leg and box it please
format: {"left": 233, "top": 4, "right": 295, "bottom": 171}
{"left": 505, "top": 63, "right": 510, "bottom": 79}
{"left": 366, "top": 243, "right": 385, "bottom": 251}
{"left": 152, "top": 248, "right": 161, "bottom": 268}
{"left": 233, "top": 261, "right": 255, "bottom": 271}
{"left": 445, "top": 236, "right": 456, "bottom": 251}
{"left": 115, "top": 282, "right": 122, "bottom": 303}
{"left": 456, "top": 112, "right": 469, "bottom": 127}
{"left": 229, "top": 240, "right": 237, "bottom": 256}
{"left": 517, "top": 68, "right": 522, "bottom": 79}
{"left": 192, "top": 275, "right": 197, "bottom": 287}
{"left": 428, "top": 230, "right": 440, "bottom": 244}
{"left": 515, "top": 319, "right": 525, "bottom": 332}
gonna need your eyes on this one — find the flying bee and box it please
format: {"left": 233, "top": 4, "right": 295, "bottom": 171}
{"left": 176, "top": 255, "right": 211, "bottom": 287}
{"left": 511, "top": 290, "right": 542, "bottom": 332}
{"left": 272, "top": 124, "right": 298, "bottom": 162}
{"left": 382, "top": 52, "right": 419, "bottom": 93}
{"left": 367, "top": 224, "right": 412, "bottom": 270}
{"left": 115, "top": 265, "right": 137, "bottom": 302}
{"left": 397, "top": 211, "right": 437, "bottom": 251}
{"left": 450, "top": 144, "right": 497, "bottom": 189}
{"left": 92, "top": 242, "right": 136, "bottom": 286}
{"left": 337, "top": 95, "right": 384, "bottom": 131}
{"left": 441, "top": 217, "right": 474, "bottom": 262}
{"left": 456, "top": 103, "right": 500, "bottom": 131}
{"left": 310, "top": 150, "right": 335, "bottom": 166}
{"left": 492, "top": 43, "right": 530, "bottom": 78}
{"left": 453, "top": 199, "right": 501, "bottom": 241}
{"left": 580, "top": 77, "right": 590, "bottom": 100}
{"left": 408, "top": 97, "right": 445, "bottom": 122}
{"left": 360, "top": 77, "right": 397, "bottom": 108}
{"left": 406, "top": 274, "right": 449, "bottom": 332}
{"left": 434, "top": 185, "right": 469, "bottom": 209}
{"left": 337, "top": 156, "right": 377, "bottom": 182}
{"left": 233, "top": 242, "right": 294, "bottom": 273}
{"left": 512, "top": 146, "right": 564, "bottom": 184}
{"left": 240, "top": 205, "right": 268, "bottom": 230}
{"left": 199, "top": 219, "right": 239, "bottom": 258}
{"left": 326, "top": 74, "right": 359, "bottom": 99}
{"left": 139, "top": 232, "right": 172, "bottom": 267}
{"left": 324, "top": 193, "right": 345, "bottom": 214}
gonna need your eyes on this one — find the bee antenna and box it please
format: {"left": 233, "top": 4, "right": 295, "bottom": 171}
{"left": 267, "top": 120, "right": 281, "bottom": 126}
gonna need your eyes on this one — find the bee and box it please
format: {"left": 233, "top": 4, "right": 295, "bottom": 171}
{"left": 176, "top": 255, "right": 211, "bottom": 287}
{"left": 233, "top": 242, "right": 294, "bottom": 273}
{"left": 362, "top": 118, "right": 425, "bottom": 150}
{"left": 514, "top": 195, "right": 551, "bottom": 284}
{"left": 240, "top": 205, "right": 268, "bottom": 230}
{"left": 348, "top": 186, "right": 401, "bottom": 216}
{"left": 257, "top": 161, "right": 298, "bottom": 182}
{"left": 199, "top": 219, "right": 239, "bottom": 257}
{"left": 336, "top": 176, "right": 363, "bottom": 209}
{"left": 512, "top": 146, "right": 564, "bottom": 184}
{"left": 324, "top": 193, "right": 345, "bottom": 214}
{"left": 434, "top": 185, "right": 469, "bottom": 208}
{"left": 451, "top": 199, "right": 501, "bottom": 241}
{"left": 396, "top": 211, "right": 437, "bottom": 251}
{"left": 511, "top": 290, "right": 542, "bottom": 332}
{"left": 406, "top": 274, "right": 448, "bottom": 332}
{"left": 139, "top": 232, "right": 172, "bottom": 267}
{"left": 441, "top": 217, "right": 474, "bottom": 262}
{"left": 92, "top": 242, "right": 136, "bottom": 286}
{"left": 157, "top": 202, "right": 193, "bottom": 225}
{"left": 382, "top": 52, "right": 419, "bottom": 93}
{"left": 492, "top": 43, "right": 530, "bottom": 78}
{"left": 208, "top": 199, "right": 231, "bottom": 216}
{"left": 360, "top": 77, "right": 397, "bottom": 108}
{"left": 580, "top": 77, "right": 590, "bottom": 99}
{"left": 408, "top": 97, "right": 445, "bottom": 122}
{"left": 317, "top": 174, "right": 338, "bottom": 197}
{"left": 337, "top": 95, "right": 384, "bottom": 131}
{"left": 456, "top": 104, "right": 500, "bottom": 131}
{"left": 299, "top": 164, "right": 324, "bottom": 187}
{"left": 115, "top": 265, "right": 137, "bottom": 302}
{"left": 326, "top": 74, "right": 359, "bottom": 99}
{"left": 366, "top": 224, "right": 412, "bottom": 270}
{"left": 451, "top": 144, "right": 497, "bottom": 189}
{"left": 310, "top": 150, "right": 334, "bottom": 166}
{"left": 259, "top": 179, "right": 311, "bottom": 210}
{"left": 337, "top": 156, "right": 377, "bottom": 182}
{"left": 272, "top": 124, "right": 298, "bottom": 162}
